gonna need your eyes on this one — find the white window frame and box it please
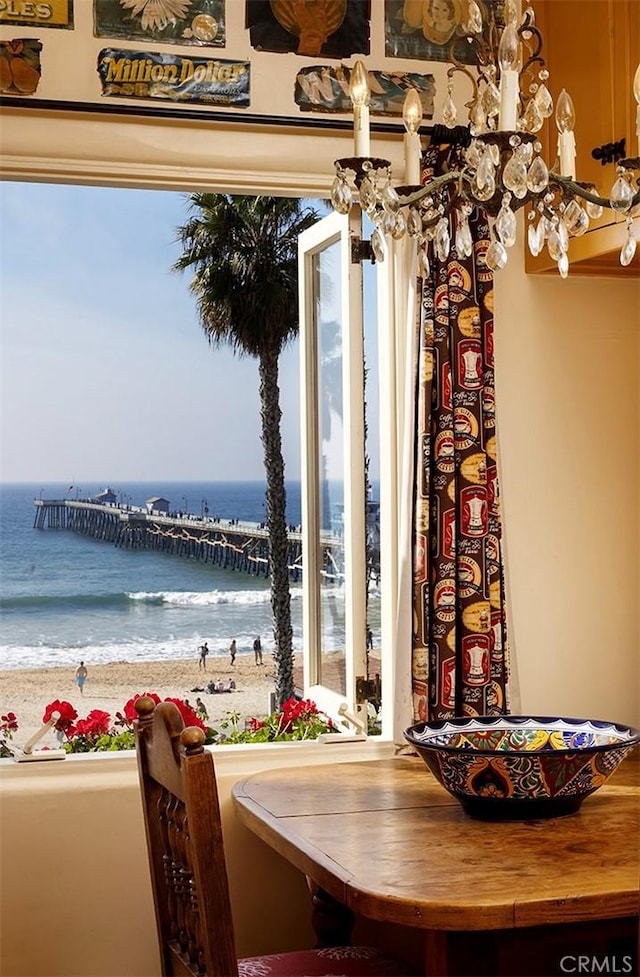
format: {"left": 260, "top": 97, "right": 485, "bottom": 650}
{"left": 0, "top": 110, "right": 408, "bottom": 750}
{"left": 298, "top": 209, "right": 368, "bottom": 733}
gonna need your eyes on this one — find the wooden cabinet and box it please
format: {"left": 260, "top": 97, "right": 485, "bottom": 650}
{"left": 525, "top": 0, "right": 639, "bottom": 276}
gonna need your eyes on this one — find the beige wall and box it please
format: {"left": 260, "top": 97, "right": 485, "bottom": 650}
{"left": 495, "top": 225, "right": 640, "bottom": 729}
{"left": 0, "top": 744, "right": 395, "bottom": 977}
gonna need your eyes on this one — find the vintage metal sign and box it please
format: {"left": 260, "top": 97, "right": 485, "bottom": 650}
{"left": 94, "top": 0, "right": 225, "bottom": 47}
{"left": 295, "top": 64, "right": 434, "bottom": 118}
{"left": 97, "top": 48, "right": 249, "bottom": 106}
{"left": 247, "top": 0, "right": 370, "bottom": 57}
{"left": 385, "top": 0, "right": 495, "bottom": 64}
{"left": 0, "top": 0, "right": 73, "bottom": 28}
{"left": 0, "top": 38, "right": 42, "bottom": 94}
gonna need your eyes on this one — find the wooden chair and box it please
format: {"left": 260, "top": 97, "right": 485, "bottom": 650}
{"left": 134, "top": 696, "right": 418, "bottom": 977}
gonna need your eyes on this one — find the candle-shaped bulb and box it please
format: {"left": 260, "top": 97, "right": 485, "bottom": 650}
{"left": 349, "top": 60, "right": 370, "bottom": 108}
{"left": 498, "top": 22, "right": 519, "bottom": 70}
{"left": 555, "top": 89, "right": 575, "bottom": 133}
{"left": 349, "top": 60, "right": 371, "bottom": 157}
{"left": 402, "top": 89, "right": 423, "bottom": 134}
{"left": 555, "top": 89, "right": 576, "bottom": 178}
{"left": 498, "top": 22, "right": 520, "bottom": 129}
{"left": 402, "top": 89, "right": 423, "bottom": 185}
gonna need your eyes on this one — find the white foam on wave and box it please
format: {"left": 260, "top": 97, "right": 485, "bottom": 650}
{"left": 127, "top": 588, "right": 303, "bottom": 607}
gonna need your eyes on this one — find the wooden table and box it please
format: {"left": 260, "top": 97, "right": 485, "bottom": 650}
{"left": 232, "top": 752, "right": 639, "bottom": 976}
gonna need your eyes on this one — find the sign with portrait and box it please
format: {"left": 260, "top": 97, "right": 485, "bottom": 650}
{"left": 295, "top": 64, "right": 434, "bottom": 118}
{"left": 97, "top": 48, "right": 249, "bottom": 105}
{"left": 94, "top": 0, "right": 225, "bottom": 48}
{"left": 246, "top": 0, "right": 370, "bottom": 57}
{"left": 0, "top": 38, "right": 42, "bottom": 94}
{"left": 385, "top": 0, "right": 493, "bottom": 64}
{"left": 0, "top": 0, "right": 73, "bottom": 28}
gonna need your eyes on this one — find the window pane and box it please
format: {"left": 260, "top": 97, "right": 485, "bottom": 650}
{"left": 316, "top": 241, "right": 346, "bottom": 695}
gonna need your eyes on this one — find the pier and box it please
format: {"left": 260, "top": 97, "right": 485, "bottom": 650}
{"left": 33, "top": 499, "right": 344, "bottom": 581}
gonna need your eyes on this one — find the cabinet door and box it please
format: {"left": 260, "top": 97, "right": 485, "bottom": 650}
{"left": 526, "top": 0, "right": 639, "bottom": 275}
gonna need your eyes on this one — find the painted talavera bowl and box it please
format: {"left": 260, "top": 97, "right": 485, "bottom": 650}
{"left": 404, "top": 715, "right": 640, "bottom": 820}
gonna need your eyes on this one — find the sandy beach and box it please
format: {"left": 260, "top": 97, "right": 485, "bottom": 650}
{"left": 0, "top": 653, "right": 295, "bottom": 748}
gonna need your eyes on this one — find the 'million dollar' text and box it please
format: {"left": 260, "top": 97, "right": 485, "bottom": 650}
{"left": 103, "top": 56, "right": 245, "bottom": 86}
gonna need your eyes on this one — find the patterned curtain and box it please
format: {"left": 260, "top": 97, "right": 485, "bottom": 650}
{"left": 411, "top": 143, "right": 511, "bottom": 723}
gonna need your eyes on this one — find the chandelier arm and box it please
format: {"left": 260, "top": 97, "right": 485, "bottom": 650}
{"left": 394, "top": 171, "right": 463, "bottom": 208}
{"left": 550, "top": 174, "right": 640, "bottom": 211}
{"left": 446, "top": 63, "right": 478, "bottom": 110}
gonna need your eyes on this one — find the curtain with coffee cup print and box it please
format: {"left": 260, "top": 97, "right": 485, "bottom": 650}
{"left": 411, "top": 143, "right": 511, "bottom": 722}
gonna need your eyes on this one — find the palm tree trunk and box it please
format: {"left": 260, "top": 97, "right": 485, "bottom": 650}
{"left": 258, "top": 347, "right": 295, "bottom": 705}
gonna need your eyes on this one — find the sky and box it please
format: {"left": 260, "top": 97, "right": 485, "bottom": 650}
{"left": 0, "top": 182, "right": 379, "bottom": 486}
{"left": 0, "top": 183, "right": 311, "bottom": 483}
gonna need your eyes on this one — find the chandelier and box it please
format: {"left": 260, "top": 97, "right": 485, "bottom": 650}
{"left": 330, "top": 1, "right": 640, "bottom": 276}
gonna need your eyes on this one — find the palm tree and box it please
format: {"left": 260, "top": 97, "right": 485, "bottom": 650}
{"left": 174, "top": 194, "right": 320, "bottom": 705}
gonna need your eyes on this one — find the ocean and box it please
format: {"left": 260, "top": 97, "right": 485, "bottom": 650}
{"left": 0, "top": 481, "right": 380, "bottom": 672}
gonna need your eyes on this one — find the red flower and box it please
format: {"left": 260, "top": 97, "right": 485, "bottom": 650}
{"left": 163, "top": 697, "right": 206, "bottom": 731}
{"left": 43, "top": 700, "right": 77, "bottom": 732}
{"left": 1, "top": 712, "right": 18, "bottom": 734}
{"left": 122, "top": 692, "right": 161, "bottom": 724}
{"left": 247, "top": 716, "right": 265, "bottom": 732}
{"left": 74, "top": 710, "right": 111, "bottom": 737}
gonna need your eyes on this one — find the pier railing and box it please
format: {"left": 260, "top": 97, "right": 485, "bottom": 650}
{"left": 33, "top": 499, "right": 343, "bottom": 580}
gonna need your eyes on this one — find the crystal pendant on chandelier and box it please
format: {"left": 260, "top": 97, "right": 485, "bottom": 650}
{"left": 330, "top": 174, "right": 352, "bottom": 215}
{"left": 620, "top": 223, "right": 637, "bottom": 267}
{"left": 407, "top": 207, "right": 422, "bottom": 237}
{"left": 546, "top": 226, "right": 564, "bottom": 261}
{"left": 360, "top": 176, "right": 379, "bottom": 216}
{"left": 610, "top": 175, "right": 634, "bottom": 212}
{"left": 562, "top": 199, "right": 589, "bottom": 236}
{"left": 526, "top": 155, "right": 549, "bottom": 194}
{"left": 381, "top": 181, "right": 400, "bottom": 213}
{"left": 586, "top": 198, "right": 604, "bottom": 220}
{"left": 485, "top": 238, "right": 508, "bottom": 271}
{"left": 417, "top": 246, "right": 430, "bottom": 277}
{"left": 371, "top": 227, "right": 385, "bottom": 263}
{"left": 442, "top": 91, "right": 458, "bottom": 128}
{"left": 502, "top": 153, "right": 528, "bottom": 199}
{"left": 435, "top": 217, "right": 451, "bottom": 262}
{"left": 527, "top": 217, "right": 545, "bottom": 257}
{"left": 520, "top": 98, "right": 544, "bottom": 133}
{"left": 456, "top": 217, "right": 473, "bottom": 258}
{"left": 495, "top": 196, "right": 517, "bottom": 247}
{"left": 533, "top": 82, "right": 553, "bottom": 119}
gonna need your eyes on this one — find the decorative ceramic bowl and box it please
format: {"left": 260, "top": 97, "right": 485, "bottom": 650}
{"left": 404, "top": 715, "right": 640, "bottom": 821}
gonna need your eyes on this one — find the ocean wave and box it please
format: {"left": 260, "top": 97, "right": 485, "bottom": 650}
{"left": 0, "top": 592, "right": 130, "bottom": 611}
{"left": 127, "top": 587, "right": 303, "bottom": 607}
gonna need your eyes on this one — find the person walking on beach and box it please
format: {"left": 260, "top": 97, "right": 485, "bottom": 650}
{"left": 229, "top": 639, "right": 237, "bottom": 666}
{"left": 198, "top": 642, "right": 209, "bottom": 670}
{"left": 75, "top": 661, "right": 88, "bottom": 695}
{"left": 253, "top": 636, "right": 263, "bottom": 666}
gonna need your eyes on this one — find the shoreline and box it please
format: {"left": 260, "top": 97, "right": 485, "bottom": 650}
{"left": 0, "top": 653, "right": 285, "bottom": 747}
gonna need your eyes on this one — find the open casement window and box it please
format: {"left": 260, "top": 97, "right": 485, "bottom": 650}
{"left": 298, "top": 210, "right": 370, "bottom": 735}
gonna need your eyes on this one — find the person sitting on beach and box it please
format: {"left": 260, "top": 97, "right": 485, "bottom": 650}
{"left": 228, "top": 679, "right": 236, "bottom": 692}
{"left": 229, "top": 639, "right": 237, "bottom": 666}
{"left": 75, "top": 661, "right": 88, "bottom": 696}
{"left": 216, "top": 680, "right": 225, "bottom": 693}
{"left": 198, "top": 642, "right": 209, "bottom": 670}
{"left": 206, "top": 680, "right": 217, "bottom": 694}
{"left": 195, "top": 697, "right": 209, "bottom": 720}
